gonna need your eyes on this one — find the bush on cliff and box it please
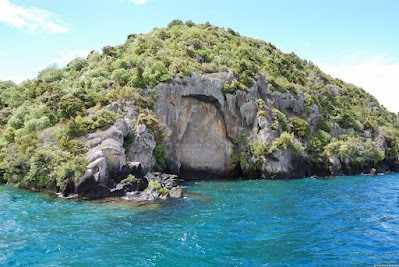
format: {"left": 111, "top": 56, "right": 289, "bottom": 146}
{"left": 1, "top": 20, "right": 399, "bottom": 187}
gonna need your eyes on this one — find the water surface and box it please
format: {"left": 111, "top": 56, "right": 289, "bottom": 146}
{"left": 1, "top": 174, "right": 399, "bottom": 266}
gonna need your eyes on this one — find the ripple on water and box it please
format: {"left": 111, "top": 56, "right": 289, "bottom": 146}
{"left": 1, "top": 175, "right": 399, "bottom": 265}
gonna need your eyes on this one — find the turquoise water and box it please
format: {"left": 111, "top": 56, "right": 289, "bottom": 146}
{"left": 1, "top": 174, "right": 399, "bottom": 266}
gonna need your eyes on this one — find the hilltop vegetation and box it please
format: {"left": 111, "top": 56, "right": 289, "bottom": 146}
{"left": 1, "top": 20, "right": 399, "bottom": 190}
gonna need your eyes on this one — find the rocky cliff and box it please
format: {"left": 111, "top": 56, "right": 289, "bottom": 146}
{"left": 1, "top": 20, "right": 399, "bottom": 199}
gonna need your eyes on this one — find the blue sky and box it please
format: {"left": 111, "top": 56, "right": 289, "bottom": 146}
{"left": 0, "top": 0, "right": 398, "bottom": 111}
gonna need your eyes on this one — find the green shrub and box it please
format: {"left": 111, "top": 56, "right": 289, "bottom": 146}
{"left": 93, "top": 109, "right": 116, "bottom": 129}
{"left": 66, "top": 115, "right": 92, "bottom": 137}
{"left": 121, "top": 174, "right": 136, "bottom": 184}
{"left": 268, "top": 132, "right": 304, "bottom": 154}
{"left": 21, "top": 146, "right": 63, "bottom": 188}
{"left": 158, "top": 187, "right": 169, "bottom": 196}
{"left": 324, "top": 135, "right": 385, "bottom": 166}
{"left": 138, "top": 112, "right": 158, "bottom": 130}
{"left": 250, "top": 141, "right": 268, "bottom": 158}
{"left": 130, "top": 66, "right": 146, "bottom": 88}
{"left": 290, "top": 117, "right": 310, "bottom": 139}
{"left": 39, "top": 66, "right": 64, "bottom": 83}
{"left": 111, "top": 68, "right": 132, "bottom": 86}
{"left": 24, "top": 116, "right": 51, "bottom": 133}
{"left": 167, "top": 19, "right": 183, "bottom": 28}
{"left": 60, "top": 137, "right": 87, "bottom": 155}
{"left": 306, "top": 130, "right": 332, "bottom": 165}
{"left": 144, "top": 62, "right": 170, "bottom": 87}
{"left": 316, "top": 120, "right": 331, "bottom": 132}
{"left": 3, "top": 127, "right": 15, "bottom": 143}
{"left": 148, "top": 179, "right": 162, "bottom": 190}
{"left": 154, "top": 144, "right": 166, "bottom": 169}
{"left": 67, "top": 57, "right": 88, "bottom": 72}
{"left": 223, "top": 79, "right": 240, "bottom": 95}
{"left": 239, "top": 70, "right": 254, "bottom": 88}
{"left": 54, "top": 154, "right": 87, "bottom": 189}
{"left": 185, "top": 20, "right": 195, "bottom": 27}
{"left": 271, "top": 109, "right": 289, "bottom": 131}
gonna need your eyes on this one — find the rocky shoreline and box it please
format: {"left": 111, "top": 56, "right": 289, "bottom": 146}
{"left": 3, "top": 72, "right": 399, "bottom": 201}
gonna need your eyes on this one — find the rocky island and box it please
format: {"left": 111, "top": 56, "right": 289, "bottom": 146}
{"left": 0, "top": 20, "right": 398, "bottom": 200}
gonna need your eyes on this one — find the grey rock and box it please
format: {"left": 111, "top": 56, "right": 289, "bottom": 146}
{"left": 273, "top": 92, "right": 304, "bottom": 114}
{"left": 77, "top": 172, "right": 110, "bottom": 199}
{"left": 116, "top": 181, "right": 136, "bottom": 192}
{"left": 327, "top": 84, "right": 340, "bottom": 96}
{"left": 86, "top": 147, "right": 104, "bottom": 163}
{"left": 127, "top": 162, "right": 144, "bottom": 179}
{"left": 163, "top": 178, "right": 178, "bottom": 189}
{"left": 240, "top": 101, "right": 258, "bottom": 126}
{"left": 182, "top": 73, "right": 227, "bottom": 107}
{"left": 168, "top": 97, "right": 234, "bottom": 178}
{"left": 330, "top": 123, "right": 347, "bottom": 137}
{"left": 104, "top": 103, "right": 123, "bottom": 113}
{"left": 109, "top": 188, "right": 125, "bottom": 197}
{"left": 195, "top": 54, "right": 204, "bottom": 64}
{"left": 329, "top": 156, "right": 343, "bottom": 176}
{"left": 255, "top": 116, "right": 275, "bottom": 144}
{"left": 308, "top": 104, "right": 321, "bottom": 131}
{"left": 125, "top": 188, "right": 159, "bottom": 202}
{"left": 86, "top": 119, "right": 129, "bottom": 148}
{"left": 126, "top": 124, "right": 156, "bottom": 173}
{"left": 87, "top": 157, "right": 109, "bottom": 184}
{"left": 169, "top": 187, "right": 184, "bottom": 198}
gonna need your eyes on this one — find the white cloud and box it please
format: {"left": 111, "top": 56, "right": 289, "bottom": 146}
{"left": 317, "top": 53, "right": 399, "bottom": 113}
{"left": 52, "top": 50, "right": 91, "bottom": 66}
{"left": 0, "top": 0, "right": 68, "bottom": 33}
{"left": 0, "top": 50, "right": 90, "bottom": 83}
{"left": 2, "top": 74, "right": 30, "bottom": 83}
{"left": 131, "top": 0, "right": 150, "bottom": 5}
{"left": 0, "top": 51, "right": 7, "bottom": 56}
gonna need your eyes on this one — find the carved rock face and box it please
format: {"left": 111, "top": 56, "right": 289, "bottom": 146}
{"left": 155, "top": 76, "right": 237, "bottom": 178}
{"left": 179, "top": 98, "right": 229, "bottom": 173}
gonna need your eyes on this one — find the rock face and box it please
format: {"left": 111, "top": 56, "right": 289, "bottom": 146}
{"left": 155, "top": 74, "right": 237, "bottom": 179}
{"left": 70, "top": 72, "right": 397, "bottom": 199}
{"left": 72, "top": 105, "right": 184, "bottom": 200}
{"left": 154, "top": 73, "right": 307, "bottom": 179}
{"left": 126, "top": 124, "right": 156, "bottom": 173}
{"left": 85, "top": 119, "right": 130, "bottom": 186}
{"left": 174, "top": 97, "right": 234, "bottom": 178}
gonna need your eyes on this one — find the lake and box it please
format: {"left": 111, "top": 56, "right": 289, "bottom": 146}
{"left": 1, "top": 174, "right": 399, "bottom": 266}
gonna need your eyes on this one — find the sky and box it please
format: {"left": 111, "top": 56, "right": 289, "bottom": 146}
{"left": 0, "top": 0, "right": 398, "bottom": 112}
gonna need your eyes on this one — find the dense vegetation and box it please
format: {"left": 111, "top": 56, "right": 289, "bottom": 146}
{"left": 1, "top": 20, "right": 398, "bottom": 189}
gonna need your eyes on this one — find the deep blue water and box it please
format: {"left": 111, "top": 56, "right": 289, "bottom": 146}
{"left": 1, "top": 174, "right": 399, "bottom": 266}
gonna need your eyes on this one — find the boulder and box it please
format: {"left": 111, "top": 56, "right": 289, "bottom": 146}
{"left": 124, "top": 188, "right": 159, "bottom": 202}
{"left": 115, "top": 181, "right": 137, "bottom": 192}
{"left": 273, "top": 92, "right": 304, "bottom": 114}
{"left": 127, "top": 162, "right": 144, "bottom": 179}
{"left": 240, "top": 101, "right": 258, "bottom": 126}
{"left": 169, "top": 187, "right": 184, "bottom": 198}
{"left": 101, "top": 138, "right": 127, "bottom": 182}
{"left": 262, "top": 150, "right": 308, "bottom": 179}
{"left": 115, "top": 178, "right": 148, "bottom": 193}
{"left": 109, "top": 188, "right": 125, "bottom": 197}
{"left": 134, "top": 178, "right": 149, "bottom": 191}
{"left": 77, "top": 172, "right": 110, "bottom": 199}
{"left": 87, "top": 157, "right": 109, "bottom": 184}
{"left": 86, "top": 119, "right": 129, "bottom": 148}
{"left": 126, "top": 124, "right": 156, "bottom": 173}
